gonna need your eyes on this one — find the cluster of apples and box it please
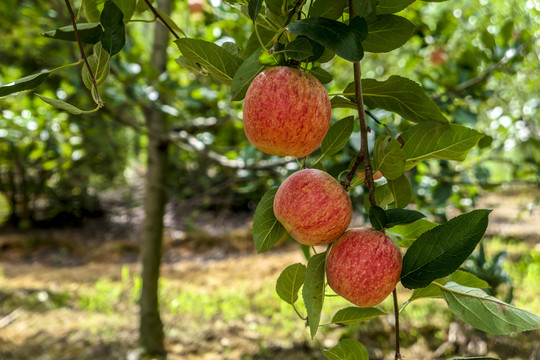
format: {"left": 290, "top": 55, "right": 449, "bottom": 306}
{"left": 244, "top": 66, "right": 402, "bottom": 307}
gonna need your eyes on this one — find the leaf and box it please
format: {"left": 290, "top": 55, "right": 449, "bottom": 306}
{"left": 284, "top": 37, "right": 314, "bottom": 61}
{"left": 252, "top": 188, "right": 287, "bottom": 253}
{"left": 440, "top": 282, "right": 540, "bottom": 335}
{"left": 373, "top": 136, "right": 405, "bottom": 180}
{"left": 248, "top": 0, "right": 264, "bottom": 21}
{"left": 400, "top": 209, "right": 492, "bottom": 289}
{"left": 385, "top": 209, "right": 425, "bottom": 227}
{"left": 230, "top": 49, "right": 265, "bottom": 101}
{"left": 287, "top": 17, "right": 367, "bottom": 62}
{"left": 0, "top": 71, "right": 50, "bottom": 97}
{"left": 175, "top": 38, "right": 243, "bottom": 86}
{"left": 82, "top": 42, "right": 111, "bottom": 91}
{"left": 113, "top": 0, "right": 136, "bottom": 22}
{"left": 387, "top": 218, "right": 437, "bottom": 248}
{"left": 364, "top": 184, "right": 394, "bottom": 212}
{"left": 155, "top": 7, "right": 187, "bottom": 37}
{"left": 82, "top": 0, "right": 105, "bottom": 22}
{"left": 309, "top": 67, "right": 333, "bottom": 84}
{"left": 276, "top": 263, "right": 307, "bottom": 305}
{"left": 310, "top": 0, "right": 347, "bottom": 20}
{"left": 376, "top": 0, "right": 415, "bottom": 14}
{"left": 406, "top": 270, "right": 489, "bottom": 304}
{"left": 331, "top": 96, "right": 357, "bottom": 109}
{"left": 100, "top": 0, "right": 126, "bottom": 56}
{"left": 322, "top": 339, "right": 369, "bottom": 360}
{"left": 386, "top": 174, "right": 412, "bottom": 208}
{"left": 175, "top": 56, "right": 202, "bottom": 74}
{"left": 352, "top": 0, "right": 375, "bottom": 16}
{"left": 350, "top": 76, "right": 448, "bottom": 123}
{"left": 222, "top": 42, "right": 240, "bottom": 57}
{"left": 363, "top": 15, "right": 415, "bottom": 53}
{"left": 302, "top": 252, "right": 326, "bottom": 339}
{"left": 369, "top": 206, "right": 388, "bottom": 230}
{"left": 331, "top": 307, "right": 386, "bottom": 324}
{"left": 401, "top": 122, "right": 485, "bottom": 169}
{"left": 35, "top": 94, "right": 97, "bottom": 115}
{"left": 320, "top": 116, "right": 355, "bottom": 157}
{"left": 42, "top": 23, "right": 103, "bottom": 44}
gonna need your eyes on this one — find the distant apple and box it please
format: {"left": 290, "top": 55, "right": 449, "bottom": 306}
{"left": 188, "top": 0, "right": 204, "bottom": 13}
{"left": 273, "top": 169, "right": 352, "bottom": 246}
{"left": 243, "top": 66, "right": 331, "bottom": 158}
{"left": 326, "top": 228, "right": 402, "bottom": 307}
{"left": 430, "top": 49, "right": 447, "bottom": 65}
{"left": 357, "top": 170, "right": 383, "bottom": 181}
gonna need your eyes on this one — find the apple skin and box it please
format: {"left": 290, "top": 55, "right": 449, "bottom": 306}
{"left": 188, "top": 0, "right": 204, "bottom": 13}
{"left": 273, "top": 169, "right": 352, "bottom": 246}
{"left": 243, "top": 66, "right": 331, "bottom": 158}
{"left": 326, "top": 228, "right": 402, "bottom": 307}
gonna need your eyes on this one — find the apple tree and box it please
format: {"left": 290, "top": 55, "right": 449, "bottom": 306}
{"left": 1, "top": 0, "right": 539, "bottom": 358}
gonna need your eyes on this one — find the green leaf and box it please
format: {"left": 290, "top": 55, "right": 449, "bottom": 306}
{"left": 363, "top": 15, "right": 415, "bottom": 53}
{"left": 440, "top": 282, "right": 540, "bottom": 335}
{"left": 373, "top": 136, "right": 405, "bottom": 180}
{"left": 222, "top": 42, "right": 240, "bottom": 57}
{"left": 331, "top": 307, "right": 386, "bottom": 324}
{"left": 302, "top": 252, "right": 326, "bottom": 339}
{"left": 276, "top": 263, "right": 307, "bottom": 305}
{"left": 252, "top": 188, "right": 287, "bottom": 253}
{"left": 310, "top": 0, "right": 347, "bottom": 19}
{"left": 82, "top": 0, "right": 105, "bottom": 22}
{"left": 385, "top": 209, "right": 425, "bottom": 227}
{"left": 402, "top": 122, "right": 485, "bottom": 169}
{"left": 230, "top": 49, "right": 265, "bottom": 101}
{"left": 386, "top": 174, "right": 412, "bottom": 208}
{"left": 248, "top": 0, "right": 264, "bottom": 21}
{"left": 331, "top": 96, "right": 357, "bottom": 109}
{"left": 155, "top": 7, "right": 187, "bottom": 37}
{"left": 309, "top": 67, "right": 333, "bottom": 84}
{"left": 100, "top": 0, "right": 126, "bottom": 56}
{"left": 364, "top": 184, "right": 394, "bottom": 212}
{"left": 175, "top": 56, "right": 202, "bottom": 74}
{"left": 400, "top": 209, "right": 492, "bottom": 289}
{"left": 376, "top": 0, "right": 415, "bottom": 14}
{"left": 35, "top": 94, "right": 98, "bottom": 115}
{"left": 113, "top": 0, "right": 136, "bottom": 22}
{"left": 0, "top": 71, "right": 50, "bottom": 97}
{"left": 406, "top": 270, "right": 489, "bottom": 304}
{"left": 352, "top": 0, "right": 375, "bottom": 16}
{"left": 287, "top": 17, "right": 367, "bottom": 62}
{"left": 387, "top": 218, "right": 437, "bottom": 248}
{"left": 369, "top": 206, "right": 387, "bottom": 230}
{"left": 82, "top": 42, "right": 111, "bottom": 92}
{"left": 322, "top": 339, "right": 369, "bottom": 360}
{"left": 353, "top": 76, "right": 448, "bottom": 123}
{"left": 175, "top": 38, "right": 243, "bottom": 86}
{"left": 284, "top": 37, "right": 314, "bottom": 60}
{"left": 42, "top": 23, "right": 103, "bottom": 44}
{"left": 320, "top": 116, "right": 355, "bottom": 158}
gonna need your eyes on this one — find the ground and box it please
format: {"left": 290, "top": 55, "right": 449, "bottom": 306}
{"left": 0, "top": 187, "right": 539, "bottom": 360}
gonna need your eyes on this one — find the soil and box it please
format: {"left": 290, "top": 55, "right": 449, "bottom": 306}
{"left": 0, "top": 187, "right": 539, "bottom": 360}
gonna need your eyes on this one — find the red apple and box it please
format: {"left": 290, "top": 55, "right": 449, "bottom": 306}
{"left": 188, "top": 0, "right": 204, "bottom": 13}
{"left": 357, "top": 170, "right": 383, "bottom": 181}
{"left": 243, "top": 66, "right": 331, "bottom": 158}
{"left": 326, "top": 228, "right": 402, "bottom": 307}
{"left": 273, "top": 169, "right": 352, "bottom": 246}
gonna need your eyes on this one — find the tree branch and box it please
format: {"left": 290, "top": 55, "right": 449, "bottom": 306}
{"left": 393, "top": 289, "right": 402, "bottom": 360}
{"left": 143, "top": 0, "right": 183, "bottom": 40}
{"left": 64, "top": 0, "right": 103, "bottom": 107}
{"left": 432, "top": 36, "right": 538, "bottom": 102}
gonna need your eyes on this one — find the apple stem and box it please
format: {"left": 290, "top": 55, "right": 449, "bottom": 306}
{"left": 393, "top": 288, "right": 402, "bottom": 360}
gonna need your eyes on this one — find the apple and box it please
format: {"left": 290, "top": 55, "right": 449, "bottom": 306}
{"left": 273, "top": 169, "right": 352, "bottom": 246}
{"left": 188, "top": 0, "right": 204, "bottom": 13}
{"left": 357, "top": 170, "right": 383, "bottom": 181}
{"left": 243, "top": 66, "right": 331, "bottom": 158}
{"left": 326, "top": 228, "right": 402, "bottom": 307}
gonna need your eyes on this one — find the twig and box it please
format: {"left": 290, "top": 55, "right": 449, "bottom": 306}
{"left": 340, "top": 152, "right": 364, "bottom": 191}
{"left": 270, "top": 0, "right": 306, "bottom": 51}
{"left": 432, "top": 36, "right": 538, "bottom": 102}
{"left": 65, "top": 0, "right": 103, "bottom": 107}
{"left": 393, "top": 289, "right": 402, "bottom": 360}
{"left": 0, "top": 307, "right": 22, "bottom": 329}
{"left": 143, "top": 0, "right": 181, "bottom": 40}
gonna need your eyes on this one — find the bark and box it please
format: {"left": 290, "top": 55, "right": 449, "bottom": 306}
{"left": 139, "top": 0, "right": 171, "bottom": 357}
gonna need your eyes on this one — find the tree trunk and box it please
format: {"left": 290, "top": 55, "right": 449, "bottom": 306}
{"left": 139, "top": 0, "right": 171, "bottom": 357}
